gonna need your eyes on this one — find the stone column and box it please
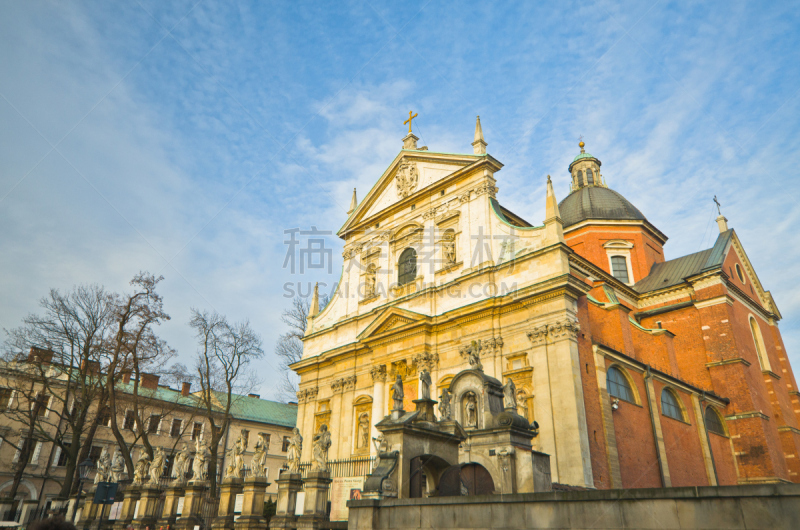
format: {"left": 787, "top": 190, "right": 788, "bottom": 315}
{"left": 80, "top": 487, "right": 99, "bottom": 527}
{"left": 297, "top": 471, "right": 331, "bottom": 530}
{"left": 158, "top": 485, "right": 186, "bottom": 529}
{"left": 132, "top": 485, "right": 161, "bottom": 530}
{"left": 174, "top": 481, "right": 208, "bottom": 530}
{"left": 370, "top": 366, "right": 387, "bottom": 455}
{"left": 269, "top": 472, "right": 303, "bottom": 530}
{"left": 211, "top": 477, "right": 243, "bottom": 530}
{"left": 112, "top": 486, "right": 141, "bottom": 530}
{"left": 233, "top": 476, "right": 269, "bottom": 530}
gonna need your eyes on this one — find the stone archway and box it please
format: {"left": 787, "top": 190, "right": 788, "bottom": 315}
{"left": 0, "top": 479, "right": 38, "bottom": 500}
{"left": 408, "top": 455, "right": 451, "bottom": 498}
{"left": 439, "top": 463, "right": 495, "bottom": 496}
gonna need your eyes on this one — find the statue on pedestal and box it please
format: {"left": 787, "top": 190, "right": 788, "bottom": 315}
{"left": 391, "top": 375, "right": 404, "bottom": 411}
{"left": 438, "top": 388, "right": 452, "bottom": 420}
{"left": 225, "top": 431, "right": 247, "bottom": 479}
{"left": 503, "top": 378, "right": 517, "bottom": 410}
{"left": 149, "top": 447, "right": 165, "bottom": 486}
{"left": 250, "top": 433, "right": 268, "bottom": 478}
{"left": 311, "top": 424, "right": 332, "bottom": 472}
{"left": 111, "top": 447, "right": 126, "bottom": 482}
{"left": 94, "top": 447, "right": 111, "bottom": 484}
{"left": 133, "top": 451, "right": 151, "bottom": 485}
{"left": 466, "top": 341, "right": 483, "bottom": 371}
{"left": 286, "top": 428, "right": 302, "bottom": 474}
{"left": 192, "top": 437, "right": 209, "bottom": 481}
{"left": 371, "top": 434, "right": 387, "bottom": 472}
{"left": 419, "top": 369, "right": 431, "bottom": 400}
{"left": 171, "top": 443, "right": 190, "bottom": 485}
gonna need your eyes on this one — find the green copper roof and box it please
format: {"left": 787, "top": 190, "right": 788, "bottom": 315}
{"left": 214, "top": 391, "right": 298, "bottom": 428}
{"left": 572, "top": 152, "right": 596, "bottom": 162}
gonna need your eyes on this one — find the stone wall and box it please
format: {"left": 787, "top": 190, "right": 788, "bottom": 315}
{"left": 348, "top": 483, "right": 800, "bottom": 530}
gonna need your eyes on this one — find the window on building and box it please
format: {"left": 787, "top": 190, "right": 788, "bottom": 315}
{"left": 28, "top": 441, "right": 43, "bottom": 464}
{"left": 398, "top": 248, "right": 417, "bottom": 286}
{"left": 171, "top": 418, "right": 183, "bottom": 438}
{"left": 165, "top": 453, "right": 175, "bottom": 478}
{"left": 33, "top": 394, "right": 49, "bottom": 417}
{"left": 97, "top": 406, "right": 112, "bottom": 427}
{"left": 660, "top": 389, "right": 683, "bottom": 421}
{"left": 148, "top": 414, "right": 160, "bottom": 434}
{"left": 0, "top": 388, "right": 12, "bottom": 411}
{"left": 576, "top": 170, "right": 583, "bottom": 187}
{"left": 56, "top": 443, "right": 71, "bottom": 466}
{"left": 89, "top": 445, "right": 103, "bottom": 465}
{"left": 610, "top": 256, "right": 630, "bottom": 283}
{"left": 735, "top": 263, "right": 745, "bottom": 283}
{"left": 586, "top": 168, "right": 594, "bottom": 185}
{"left": 124, "top": 410, "right": 136, "bottom": 430}
{"left": 282, "top": 436, "right": 290, "bottom": 452}
{"left": 606, "top": 366, "right": 634, "bottom": 403}
{"left": 749, "top": 317, "right": 770, "bottom": 371}
{"left": 192, "top": 422, "right": 203, "bottom": 441}
{"left": 705, "top": 406, "right": 726, "bottom": 436}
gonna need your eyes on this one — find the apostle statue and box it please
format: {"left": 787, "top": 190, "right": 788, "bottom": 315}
{"left": 311, "top": 424, "right": 332, "bottom": 472}
{"left": 192, "top": 436, "right": 209, "bottom": 481}
{"left": 250, "top": 433, "right": 268, "bottom": 478}
{"left": 225, "top": 431, "right": 247, "bottom": 479}
{"left": 111, "top": 447, "right": 126, "bottom": 482}
{"left": 365, "top": 265, "right": 377, "bottom": 298}
{"left": 466, "top": 341, "right": 483, "bottom": 371}
{"left": 286, "top": 428, "right": 302, "bottom": 474}
{"left": 391, "top": 375, "right": 404, "bottom": 411}
{"left": 149, "top": 447, "right": 165, "bottom": 486}
{"left": 503, "top": 378, "right": 517, "bottom": 410}
{"left": 132, "top": 451, "right": 151, "bottom": 485}
{"left": 171, "top": 443, "right": 190, "bottom": 485}
{"left": 438, "top": 388, "right": 452, "bottom": 420}
{"left": 419, "top": 369, "right": 431, "bottom": 400}
{"left": 442, "top": 233, "right": 456, "bottom": 265}
{"left": 357, "top": 413, "right": 370, "bottom": 450}
{"left": 94, "top": 447, "right": 111, "bottom": 484}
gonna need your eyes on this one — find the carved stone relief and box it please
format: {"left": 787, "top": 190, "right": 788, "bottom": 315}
{"left": 395, "top": 161, "right": 419, "bottom": 199}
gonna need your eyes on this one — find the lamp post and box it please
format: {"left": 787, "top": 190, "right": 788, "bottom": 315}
{"left": 73, "top": 457, "right": 94, "bottom": 522}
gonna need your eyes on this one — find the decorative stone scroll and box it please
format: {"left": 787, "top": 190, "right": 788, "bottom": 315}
{"left": 296, "top": 387, "right": 319, "bottom": 404}
{"left": 331, "top": 375, "right": 356, "bottom": 394}
{"left": 458, "top": 337, "right": 503, "bottom": 360}
{"left": 369, "top": 364, "right": 387, "bottom": 382}
{"left": 412, "top": 352, "right": 439, "bottom": 372}
{"left": 526, "top": 319, "right": 580, "bottom": 345}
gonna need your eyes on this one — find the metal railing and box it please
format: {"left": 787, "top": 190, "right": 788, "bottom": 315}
{"left": 296, "top": 456, "right": 375, "bottom": 480}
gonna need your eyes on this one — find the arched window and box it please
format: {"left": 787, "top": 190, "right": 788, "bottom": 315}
{"left": 586, "top": 168, "right": 595, "bottom": 185}
{"left": 661, "top": 388, "right": 683, "bottom": 421}
{"left": 749, "top": 316, "right": 770, "bottom": 371}
{"left": 704, "top": 406, "right": 726, "bottom": 436}
{"left": 398, "top": 248, "right": 417, "bottom": 286}
{"left": 606, "top": 366, "right": 634, "bottom": 403}
{"left": 576, "top": 170, "right": 584, "bottom": 187}
{"left": 735, "top": 263, "right": 745, "bottom": 284}
{"left": 610, "top": 256, "right": 630, "bottom": 283}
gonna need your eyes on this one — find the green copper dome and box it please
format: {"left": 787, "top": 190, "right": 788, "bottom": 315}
{"left": 572, "top": 152, "right": 596, "bottom": 162}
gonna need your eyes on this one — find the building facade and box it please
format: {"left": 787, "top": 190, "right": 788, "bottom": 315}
{"left": 291, "top": 120, "right": 800, "bottom": 490}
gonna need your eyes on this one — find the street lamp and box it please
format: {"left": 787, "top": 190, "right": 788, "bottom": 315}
{"left": 73, "top": 458, "right": 94, "bottom": 521}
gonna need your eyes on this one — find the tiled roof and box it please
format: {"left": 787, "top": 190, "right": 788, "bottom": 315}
{"left": 634, "top": 230, "right": 733, "bottom": 293}
{"left": 214, "top": 391, "right": 297, "bottom": 428}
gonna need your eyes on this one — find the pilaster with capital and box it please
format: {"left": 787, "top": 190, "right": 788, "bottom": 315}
{"left": 370, "top": 365, "right": 388, "bottom": 453}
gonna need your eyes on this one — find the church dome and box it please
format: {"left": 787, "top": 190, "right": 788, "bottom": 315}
{"left": 559, "top": 185, "right": 647, "bottom": 228}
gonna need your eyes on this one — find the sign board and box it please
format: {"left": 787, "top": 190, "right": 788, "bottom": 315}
{"left": 93, "top": 482, "right": 119, "bottom": 505}
{"left": 133, "top": 500, "right": 140, "bottom": 520}
{"left": 176, "top": 497, "right": 185, "bottom": 516}
{"left": 234, "top": 494, "right": 244, "bottom": 514}
{"left": 294, "top": 492, "right": 305, "bottom": 516}
{"left": 329, "top": 477, "right": 364, "bottom": 521}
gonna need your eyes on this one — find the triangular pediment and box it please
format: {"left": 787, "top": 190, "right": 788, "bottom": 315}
{"left": 358, "top": 307, "right": 428, "bottom": 339}
{"left": 727, "top": 231, "right": 775, "bottom": 313}
{"left": 338, "top": 150, "right": 499, "bottom": 237}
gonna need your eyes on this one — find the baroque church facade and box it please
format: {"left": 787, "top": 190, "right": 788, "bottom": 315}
{"left": 291, "top": 118, "right": 800, "bottom": 489}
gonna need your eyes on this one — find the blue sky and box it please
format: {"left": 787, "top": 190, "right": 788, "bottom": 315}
{"left": 2, "top": 1, "right": 799, "bottom": 400}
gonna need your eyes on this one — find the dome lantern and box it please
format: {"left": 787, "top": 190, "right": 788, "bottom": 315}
{"left": 568, "top": 140, "right": 605, "bottom": 191}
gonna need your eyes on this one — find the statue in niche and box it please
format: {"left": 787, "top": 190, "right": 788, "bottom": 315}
{"left": 365, "top": 265, "right": 377, "bottom": 298}
{"left": 442, "top": 233, "right": 456, "bottom": 265}
{"left": 419, "top": 369, "right": 431, "bottom": 400}
{"left": 250, "top": 433, "right": 268, "bottom": 477}
{"left": 357, "top": 413, "right": 370, "bottom": 449}
{"left": 465, "top": 392, "right": 477, "bottom": 428}
{"left": 286, "top": 428, "right": 302, "bottom": 474}
{"left": 438, "top": 388, "right": 452, "bottom": 420}
{"left": 149, "top": 447, "right": 165, "bottom": 486}
{"left": 503, "top": 378, "right": 517, "bottom": 410}
{"left": 171, "top": 443, "right": 190, "bottom": 485}
{"left": 391, "top": 375, "right": 404, "bottom": 411}
{"left": 312, "top": 424, "right": 332, "bottom": 472}
{"left": 192, "top": 436, "right": 209, "bottom": 481}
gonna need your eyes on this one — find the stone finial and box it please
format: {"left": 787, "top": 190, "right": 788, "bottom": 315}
{"left": 472, "top": 116, "right": 487, "bottom": 155}
{"left": 545, "top": 175, "right": 565, "bottom": 242}
{"left": 310, "top": 282, "right": 320, "bottom": 317}
{"left": 347, "top": 188, "right": 357, "bottom": 215}
{"left": 716, "top": 215, "right": 729, "bottom": 233}
{"left": 403, "top": 133, "right": 419, "bottom": 150}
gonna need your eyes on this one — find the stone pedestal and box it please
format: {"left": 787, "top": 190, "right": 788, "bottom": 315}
{"left": 113, "top": 486, "right": 141, "bottom": 530}
{"left": 296, "top": 471, "right": 331, "bottom": 530}
{"left": 158, "top": 484, "right": 186, "bottom": 529}
{"left": 211, "top": 478, "right": 243, "bottom": 530}
{"left": 233, "top": 477, "right": 269, "bottom": 530}
{"left": 174, "top": 481, "right": 208, "bottom": 530}
{"left": 269, "top": 472, "right": 303, "bottom": 530}
{"left": 412, "top": 398, "right": 438, "bottom": 423}
{"left": 81, "top": 488, "right": 99, "bottom": 527}
{"left": 132, "top": 485, "right": 161, "bottom": 530}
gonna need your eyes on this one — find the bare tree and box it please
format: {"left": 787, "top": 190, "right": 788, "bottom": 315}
{"left": 274, "top": 295, "right": 328, "bottom": 402}
{"left": 191, "top": 309, "right": 263, "bottom": 497}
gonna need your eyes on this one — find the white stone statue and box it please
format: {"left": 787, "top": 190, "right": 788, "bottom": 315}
{"left": 94, "top": 447, "right": 111, "bottom": 484}
{"left": 357, "top": 413, "right": 370, "bottom": 449}
{"left": 225, "top": 431, "right": 247, "bottom": 479}
{"left": 465, "top": 392, "right": 477, "bottom": 428}
{"left": 149, "top": 447, "right": 165, "bottom": 486}
{"left": 371, "top": 434, "right": 387, "bottom": 472}
{"left": 171, "top": 443, "right": 190, "bottom": 485}
{"left": 111, "top": 447, "right": 126, "bottom": 482}
{"left": 503, "top": 378, "right": 517, "bottom": 410}
{"left": 442, "top": 234, "right": 456, "bottom": 265}
{"left": 438, "top": 388, "right": 452, "bottom": 420}
{"left": 466, "top": 341, "right": 483, "bottom": 371}
{"left": 311, "top": 424, "right": 332, "bottom": 472}
{"left": 365, "top": 265, "right": 377, "bottom": 298}
{"left": 132, "top": 451, "right": 151, "bottom": 485}
{"left": 192, "top": 437, "right": 209, "bottom": 481}
{"left": 419, "top": 370, "right": 431, "bottom": 400}
{"left": 391, "top": 375, "right": 404, "bottom": 411}
{"left": 250, "top": 433, "right": 268, "bottom": 478}
{"left": 286, "top": 428, "right": 302, "bottom": 474}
